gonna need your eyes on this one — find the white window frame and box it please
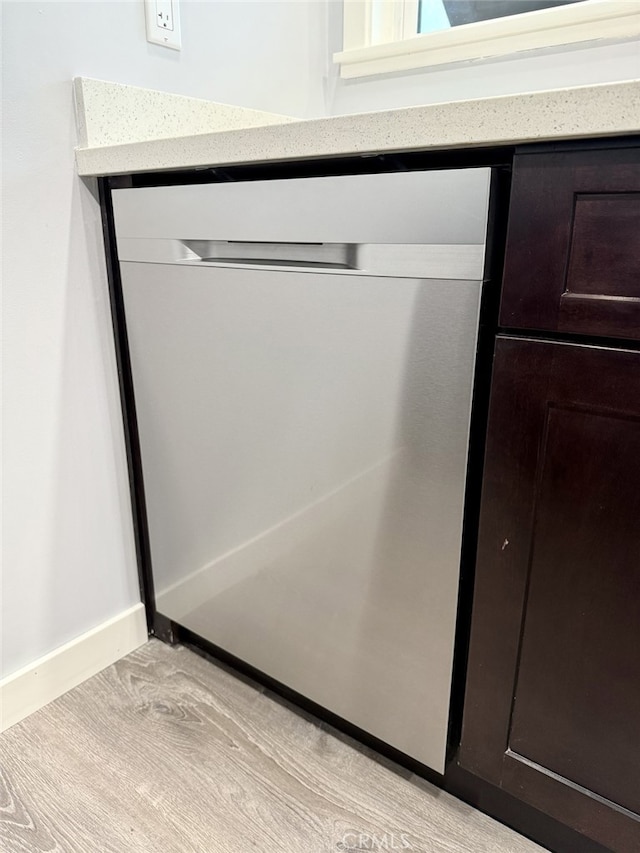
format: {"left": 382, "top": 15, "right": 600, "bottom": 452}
{"left": 335, "top": 0, "right": 640, "bottom": 78}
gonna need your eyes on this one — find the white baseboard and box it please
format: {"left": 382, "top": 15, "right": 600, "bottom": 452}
{"left": 0, "top": 603, "right": 148, "bottom": 732}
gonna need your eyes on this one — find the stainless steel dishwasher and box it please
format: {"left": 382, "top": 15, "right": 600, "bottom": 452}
{"left": 112, "top": 168, "right": 491, "bottom": 772}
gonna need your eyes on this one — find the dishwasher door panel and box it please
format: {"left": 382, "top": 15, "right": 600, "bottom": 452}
{"left": 112, "top": 167, "right": 491, "bottom": 245}
{"left": 121, "top": 259, "right": 481, "bottom": 771}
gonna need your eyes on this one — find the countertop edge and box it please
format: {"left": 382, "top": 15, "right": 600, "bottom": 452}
{"left": 76, "top": 80, "right": 640, "bottom": 177}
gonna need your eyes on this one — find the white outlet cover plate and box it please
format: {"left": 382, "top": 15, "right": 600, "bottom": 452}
{"left": 145, "top": 0, "right": 181, "bottom": 51}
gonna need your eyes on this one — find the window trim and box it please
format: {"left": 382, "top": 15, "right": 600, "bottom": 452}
{"left": 335, "top": 0, "right": 640, "bottom": 79}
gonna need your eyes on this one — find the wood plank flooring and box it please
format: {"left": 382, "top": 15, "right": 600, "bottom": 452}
{"left": 0, "top": 640, "right": 543, "bottom": 853}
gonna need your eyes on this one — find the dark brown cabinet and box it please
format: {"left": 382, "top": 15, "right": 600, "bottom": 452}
{"left": 460, "top": 337, "right": 640, "bottom": 851}
{"left": 500, "top": 147, "right": 640, "bottom": 341}
{"left": 460, "top": 143, "right": 640, "bottom": 853}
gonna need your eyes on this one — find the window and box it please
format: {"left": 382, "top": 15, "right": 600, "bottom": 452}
{"left": 335, "top": 0, "right": 640, "bottom": 78}
{"left": 419, "top": 0, "right": 584, "bottom": 34}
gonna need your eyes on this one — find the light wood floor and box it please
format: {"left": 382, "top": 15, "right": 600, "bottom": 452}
{"left": 1, "top": 639, "right": 543, "bottom": 853}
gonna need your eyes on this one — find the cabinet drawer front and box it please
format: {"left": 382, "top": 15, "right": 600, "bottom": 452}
{"left": 500, "top": 147, "right": 640, "bottom": 340}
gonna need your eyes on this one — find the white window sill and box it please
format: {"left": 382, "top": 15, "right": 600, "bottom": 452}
{"left": 334, "top": 1, "right": 640, "bottom": 79}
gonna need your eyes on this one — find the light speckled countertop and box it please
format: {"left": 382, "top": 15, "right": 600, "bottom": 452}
{"left": 73, "top": 78, "right": 295, "bottom": 149}
{"left": 75, "top": 79, "right": 639, "bottom": 177}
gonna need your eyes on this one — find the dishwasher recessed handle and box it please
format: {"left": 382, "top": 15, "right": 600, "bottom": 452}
{"left": 116, "top": 238, "right": 486, "bottom": 280}
{"left": 183, "top": 240, "right": 356, "bottom": 270}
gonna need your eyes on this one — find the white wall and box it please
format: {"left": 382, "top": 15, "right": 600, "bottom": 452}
{"left": 1, "top": 0, "right": 327, "bottom": 679}
{"left": 325, "top": 1, "right": 640, "bottom": 114}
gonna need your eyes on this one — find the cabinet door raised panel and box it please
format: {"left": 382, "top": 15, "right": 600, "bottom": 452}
{"left": 460, "top": 337, "right": 640, "bottom": 853}
{"left": 500, "top": 148, "right": 640, "bottom": 340}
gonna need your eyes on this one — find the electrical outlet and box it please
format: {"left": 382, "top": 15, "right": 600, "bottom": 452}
{"left": 145, "top": 0, "right": 181, "bottom": 51}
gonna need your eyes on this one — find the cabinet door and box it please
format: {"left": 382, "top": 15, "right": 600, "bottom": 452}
{"left": 500, "top": 148, "right": 640, "bottom": 340}
{"left": 460, "top": 337, "right": 640, "bottom": 853}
